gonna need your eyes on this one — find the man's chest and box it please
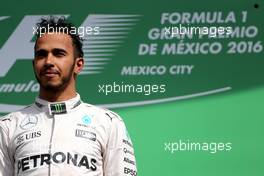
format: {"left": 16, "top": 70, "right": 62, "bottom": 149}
{"left": 10, "top": 112, "right": 107, "bottom": 171}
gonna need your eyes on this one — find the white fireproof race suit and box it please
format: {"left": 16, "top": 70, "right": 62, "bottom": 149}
{"left": 0, "top": 94, "right": 137, "bottom": 176}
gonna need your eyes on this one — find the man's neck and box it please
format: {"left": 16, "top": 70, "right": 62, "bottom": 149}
{"left": 39, "top": 88, "right": 77, "bottom": 102}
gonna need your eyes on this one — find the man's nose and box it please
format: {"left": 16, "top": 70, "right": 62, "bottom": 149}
{"left": 45, "top": 53, "right": 54, "bottom": 65}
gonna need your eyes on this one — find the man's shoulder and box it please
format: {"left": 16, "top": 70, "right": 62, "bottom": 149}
{"left": 0, "top": 113, "right": 13, "bottom": 122}
{"left": 0, "top": 104, "right": 34, "bottom": 122}
{"left": 81, "top": 102, "right": 123, "bottom": 122}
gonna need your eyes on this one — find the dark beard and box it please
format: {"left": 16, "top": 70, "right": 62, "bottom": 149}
{"left": 34, "top": 63, "right": 75, "bottom": 92}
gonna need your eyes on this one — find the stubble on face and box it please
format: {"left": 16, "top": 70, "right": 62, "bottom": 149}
{"left": 34, "top": 61, "right": 75, "bottom": 92}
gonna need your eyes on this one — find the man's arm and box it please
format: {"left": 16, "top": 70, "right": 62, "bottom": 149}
{"left": 103, "top": 112, "right": 137, "bottom": 176}
{"left": 0, "top": 117, "right": 14, "bottom": 176}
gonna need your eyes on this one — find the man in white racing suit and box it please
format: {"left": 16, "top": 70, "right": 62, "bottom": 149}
{"left": 0, "top": 16, "right": 137, "bottom": 176}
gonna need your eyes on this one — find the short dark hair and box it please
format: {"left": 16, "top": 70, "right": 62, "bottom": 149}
{"left": 34, "top": 16, "right": 84, "bottom": 58}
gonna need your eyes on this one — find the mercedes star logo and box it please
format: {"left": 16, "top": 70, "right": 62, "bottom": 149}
{"left": 20, "top": 115, "right": 38, "bottom": 130}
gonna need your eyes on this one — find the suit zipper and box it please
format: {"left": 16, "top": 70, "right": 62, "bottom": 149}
{"left": 48, "top": 115, "right": 56, "bottom": 176}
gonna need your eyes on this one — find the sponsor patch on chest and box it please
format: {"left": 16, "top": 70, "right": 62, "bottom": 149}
{"left": 75, "top": 129, "right": 96, "bottom": 141}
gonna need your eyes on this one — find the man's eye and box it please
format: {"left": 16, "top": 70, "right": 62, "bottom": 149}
{"left": 35, "top": 50, "right": 47, "bottom": 57}
{"left": 53, "top": 51, "right": 66, "bottom": 57}
{"left": 55, "top": 53, "right": 64, "bottom": 57}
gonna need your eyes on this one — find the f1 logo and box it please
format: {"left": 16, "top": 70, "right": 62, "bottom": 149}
{"left": 0, "top": 15, "right": 68, "bottom": 77}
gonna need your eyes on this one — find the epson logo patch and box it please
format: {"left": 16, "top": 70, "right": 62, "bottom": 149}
{"left": 75, "top": 129, "right": 96, "bottom": 141}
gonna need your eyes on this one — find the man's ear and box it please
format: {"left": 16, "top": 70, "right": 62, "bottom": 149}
{"left": 74, "top": 57, "right": 84, "bottom": 74}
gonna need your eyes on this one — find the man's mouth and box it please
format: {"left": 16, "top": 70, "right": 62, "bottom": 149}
{"left": 41, "top": 70, "right": 59, "bottom": 78}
